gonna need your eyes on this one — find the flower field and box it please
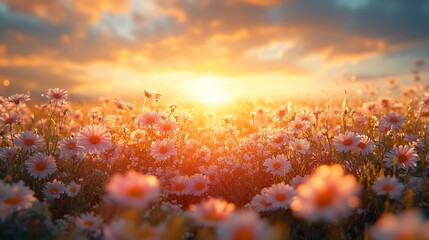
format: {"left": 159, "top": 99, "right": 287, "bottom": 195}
{"left": 1, "top": 85, "right": 429, "bottom": 240}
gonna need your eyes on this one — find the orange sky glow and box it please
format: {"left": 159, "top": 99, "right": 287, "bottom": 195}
{"left": 0, "top": 0, "right": 428, "bottom": 103}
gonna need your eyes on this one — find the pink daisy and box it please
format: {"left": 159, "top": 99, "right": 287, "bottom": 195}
{"left": 136, "top": 111, "right": 161, "bottom": 128}
{"left": 65, "top": 181, "right": 81, "bottom": 197}
{"left": 156, "top": 119, "right": 178, "bottom": 134}
{"left": 382, "top": 112, "right": 405, "bottom": 131}
{"left": 0, "top": 181, "right": 36, "bottom": 220}
{"left": 265, "top": 182, "right": 295, "bottom": 210}
{"left": 105, "top": 170, "right": 160, "bottom": 209}
{"left": 288, "top": 120, "right": 310, "bottom": 133}
{"left": 291, "top": 165, "right": 361, "bottom": 222}
{"left": 187, "top": 198, "right": 236, "bottom": 226}
{"left": 46, "top": 88, "right": 68, "bottom": 103}
{"left": 44, "top": 180, "right": 66, "bottom": 200}
{"left": 372, "top": 176, "right": 404, "bottom": 199}
{"left": 13, "top": 130, "right": 45, "bottom": 152}
{"left": 150, "top": 138, "right": 176, "bottom": 160}
{"left": 270, "top": 130, "right": 289, "bottom": 147}
{"left": 59, "top": 137, "right": 83, "bottom": 158}
{"left": 6, "top": 93, "right": 30, "bottom": 105}
{"left": 77, "top": 125, "right": 112, "bottom": 154}
{"left": 296, "top": 111, "right": 316, "bottom": 123}
{"left": 384, "top": 145, "right": 419, "bottom": 169}
{"left": 25, "top": 153, "right": 56, "bottom": 180}
{"left": 0, "top": 112, "right": 20, "bottom": 125}
{"left": 250, "top": 193, "right": 273, "bottom": 212}
{"left": 263, "top": 154, "right": 291, "bottom": 176}
{"left": 292, "top": 138, "right": 310, "bottom": 154}
{"left": 217, "top": 211, "right": 272, "bottom": 240}
{"left": 188, "top": 174, "right": 210, "bottom": 196}
{"left": 333, "top": 131, "right": 361, "bottom": 152}
{"left": 353, "top": 135, "right": 374, "bottom": 155}
{"left": 169, "top": 175, "right": 190, "bottom": 195}
{"left": 76, "top": 212, "right": 104, "bottom": 233}
{"left": 290, "top": 175, "right": 309, "bottom": 189}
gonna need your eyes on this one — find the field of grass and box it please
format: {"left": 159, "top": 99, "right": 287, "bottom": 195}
{"left": 0, "top": 84, "right": 428, "bottom": 240}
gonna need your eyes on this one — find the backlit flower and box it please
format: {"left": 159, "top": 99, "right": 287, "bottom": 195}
{"left": 77, "top": 125, "right": 112, "bottom": 154}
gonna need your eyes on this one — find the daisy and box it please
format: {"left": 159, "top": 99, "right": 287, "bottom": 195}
{"left": 150, "top": 138, "right": 176, "bottom": 160}
{"left": 250, "top": 193, "right": 273, "bottom": 212}
{"left": 46, "top": 88, "right": 68, "bottom": 103}
{"left": 194, "top": 146, "right": 211, "bottom": 162}
{"left": 105, "top": 170, "right": 160, "bottom": 209}
{"left": 354, "top": 135, "right": 375, "bottom": 155}
{"left": 25, "top": 153, "right": 56, "bottom": 180}
{"left": 59, "top": 137, "right": 83, "bottom": 158}
{"left": 290, "top": 175, "right": 309, "bottom": 189}
{"left": 169, "top": 175, "right": 190, "bottom": 195}
{"left": 291, "top": 164, "right": 361, "bottom": 222}
{"left": 77, "top": 125, "right": 112, "bottom": 154}
{"left": 265, "top": 182, "right": 295, "bottom": 210}
{"left": 76, "top": 212, "right": 104, "bottom": 232}
{"left": 199, "top": 165, "right": 218, "bottom": 183}
{"left": 187, "top": 198, "right": 235, "bottom": 226}
{"left": 136, "top": 111, "right": 161, "bottom": 128}
{"left": 382, "top": 112, "right": 405, "bottom": 131}
{"left": 296, "top": 111, "right": 316, "bottom": 124}
{"left": 372, "top": 176, "right": 404, "bottom": 199}
{"left": 263, "top": 154, "right": 291, "bottom": 176}
{"left": 0, "top": 112, "right": 19, "bottom": 125}
{"left": 292, "top": 138, "right": 310, "bottom": 154}
{"left": 270, "top": 130, "right": 289, "bottom": 147}
{"left": 0, "top": 147, "right": 17, "bottom": 161}
{"left": 333, "top": 131, "right": 361, "bottom": 152}
{"left": 273, "top": 105, "right": 290, "bottom": 120}
{"left": 6, "top": 93, "right": 30, "bottom": 105}
{"left": 44, "top": 180, "right": 65, "bottom": 200}
{"left": 157, "top": 119, "right": 178, "bottom": 134}
{"left": 217, "top": 211, "right": 272, "bottom": 240}
{"left": 288, "top": 120, "right": 310, "bottom": 133}
{"left": 370, "top": 210, "right": 429, "bottom": 240}
{"left": 65, "top": 181, "right": 81, "bottom": 197}
{"left": 0, "top": 181, "right": 36, "bottom": 220}
{"left": 383, "top": 145, "right": 419, "bottom": 170}
{"left": 188, "top": 174, "right": 210, "bottom": 196}
{"left": 130, "top": 129, "right": 146, "bottom": 143}
{"left": 13, "top": 130, "right": 45, "bottom": 152}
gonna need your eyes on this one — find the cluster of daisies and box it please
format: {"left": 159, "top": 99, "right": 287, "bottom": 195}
{"left": 0, "top": 87, "right": 429, "bottom": 239}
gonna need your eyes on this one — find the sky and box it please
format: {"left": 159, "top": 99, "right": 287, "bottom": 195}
{"left": 0, "top": 0, "right": 428, "bottom": 103}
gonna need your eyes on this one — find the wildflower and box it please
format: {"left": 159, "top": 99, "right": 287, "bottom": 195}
{"left": 65, "top": 181, "right": 81, "bottom": 197}
{"left": 288, "top": 120, "right": 310, "bottom": 133}
{"left": 0, "top": 147, "right": 17, "bottom": 161}
{"left": 290, "top": 175, "right": 309, "bottom": 189}
{"left": 273, "top": 105, "right": 290, "bottom": 120}
{"left": 382, "top": 112, "right": 405, "bottom": 131}
{"left": 372, "top": 176, "right": 404, "bottom": 199}
{"left": 333, "top": 131, "right": 361, "bottom": 152}
{"left": 291, "top": 165, "right": 361, "bottom": 222}
{"left": 130, "top": 129, "right": 146, "bottom": 143}
{"left": 150, "top": 138, "right": 176, "bottom": 160}
{"left": 292, "top": 138, "right": 310, "bottom": 154}
{"left": 0, "top": 181, "right": 36, "bottom": 220}
{"left": 136, "top": 111, "right": 161, "bottom": 127}
{"left": 46, "top": 88, "right": 68, "bottom": 103}
{"left": 296, "top": 111, "right": 316, "bottom": 123}
{"left": 13, "top": 130, "right": 45, "bottom": 152}
{"left": 354, "top": 135, "right": 374, "bottom": 155}
{"left": 187, "top": 198, "right": 235, "bottom": 226}
{"left": 25, "top": 153, "right": 56, "bottom": 180}
{"left": 263, "top": 154, "right": 291, "bottom": 176}
{"left": 76, "top": 212, "right": 103, "bottom": 232}
{"left": 265, "top": 182, "right": 295, "bottom": 210}
{"left": 105, "top": 171, "right": 160, "bottom": 209}
{"left": 270, "top": 131, "right": 289, "bottom": 147}
{"left": 44, "top": 180, "right": 66, "bottom": 200}
{"left": 169, "top": 175, "right": 190, "bottom": 195}
{"left": 194, "top": 146, "right": 211, "bottom": 162}
{"left": 6, "top": 93, "right": 30, "bottom": 105}
{"left": 384, "top": 145, "right": 419, "bottom": 170}
{"left": 250, "top": 193, "right": 273, "bottom": 212}
{"left": 188, "top": 174, "right": 210, "bottom": 196}
{"left": 157, "top": 119, "right": 178, "bottom": 134}
{"left": 77, "top": 125, "right": 112, "bottom": 154}
{"left": 0, "top": 112, "right": 19, "bottom": 125}
{"left": 370, "top": 210, "right": 429, "bottom": 240}
{"left": 217, "top": 211, "right": 272, "bottom": 240}
{"left": 59, "top": 137, "right": 82, "bottom": 158}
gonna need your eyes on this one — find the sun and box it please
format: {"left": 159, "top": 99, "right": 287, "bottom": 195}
{"left": 189, "top": 76, "right": 230, "bottom": 104}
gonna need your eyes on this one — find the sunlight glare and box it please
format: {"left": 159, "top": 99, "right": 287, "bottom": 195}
{"left": 189, "top": 76, "right": 230, "bottom": 104}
